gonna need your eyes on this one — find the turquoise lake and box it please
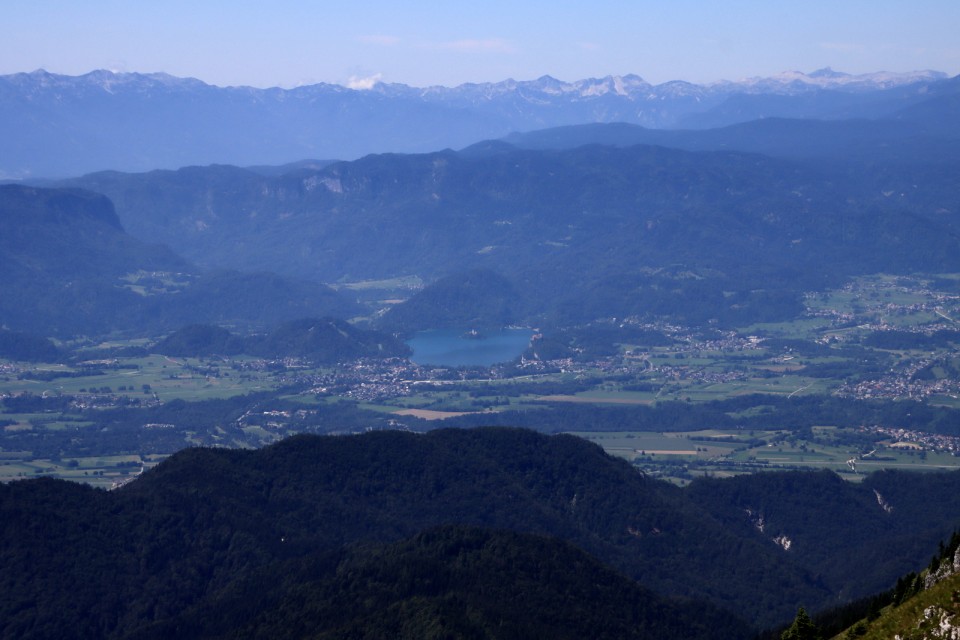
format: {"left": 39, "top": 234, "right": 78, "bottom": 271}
{"left": 406, "top": 328, "right": 533, "bottom": 367}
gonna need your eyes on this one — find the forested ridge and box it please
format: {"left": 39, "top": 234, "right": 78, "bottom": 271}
{"left": 4, "top": 428, "right": 960, "bottom": 638}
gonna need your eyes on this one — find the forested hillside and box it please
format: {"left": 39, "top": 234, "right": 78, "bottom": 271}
{"left": 0, "top": 185, "right": 360, "bottom": 335}
{"left": 4, "top": 428, "right": 960, "bottom": 638}
{"left": 59, "top": 137, "right": 960, "bottom": 328}
{"left": 154, "top": 317, "right": 410, "bottom": 361}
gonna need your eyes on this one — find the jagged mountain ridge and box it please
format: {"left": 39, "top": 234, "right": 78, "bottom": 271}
{"left": 501, "top": 76, "right": 960, "bottom": 161}
{"left": 0, "top": 67, "right": 951, "bottom": 177}
{"left": 7, "top": 66, "right": 943, "bottom": 99}
{"left": 378, "top": 68, "right": 948, "bottom": 121}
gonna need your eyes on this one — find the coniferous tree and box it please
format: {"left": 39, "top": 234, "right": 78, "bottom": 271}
{"left": 781, "top": 607, "right": 822, "bottom": 640}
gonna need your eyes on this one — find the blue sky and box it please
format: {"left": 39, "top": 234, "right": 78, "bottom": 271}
{"left": 3, "top": 1, "right": 959, "bottom": 88}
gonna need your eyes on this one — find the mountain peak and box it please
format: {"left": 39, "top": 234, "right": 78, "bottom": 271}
{"left": 808, "top": 67, "right": 850, "bottom": 79}
{"left": 0, "top": 67, "right": 953, "bottom": 177}
{"left": 534, "top": 74, "right": 562, "bottom": 83}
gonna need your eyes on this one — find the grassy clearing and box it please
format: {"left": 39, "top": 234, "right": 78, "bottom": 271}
{"left": 838, "top": 573, "right": 960, "bottom": 640}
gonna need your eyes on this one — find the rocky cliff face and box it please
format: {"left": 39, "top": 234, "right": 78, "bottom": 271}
{"left": 903, "top": 549, "right": 960, "bottom": 640}
{"left": 925, "top": 547, "right": 960, "bottom": 591}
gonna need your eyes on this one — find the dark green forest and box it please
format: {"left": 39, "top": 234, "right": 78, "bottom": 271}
{"left": 4, "top": 428, "right": 960, "bottom": 638}
{"left": 154, "top": 317, "right": 410, "bottom": 361}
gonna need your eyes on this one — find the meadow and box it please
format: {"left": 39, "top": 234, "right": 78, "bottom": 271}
{"left": 572, "top": 427, "right": 960, "bottom": 484}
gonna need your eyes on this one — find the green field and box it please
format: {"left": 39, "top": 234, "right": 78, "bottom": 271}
{"left": 1, "top": 354, "right": 277, "bottom": 402}
{"left": 4, "top": 271, "right": 960, "bottom": 489}
{"left": 0, "top": 453, "right": 167, "bottom": 489}
{"left": 571, "top": 428, "right": 960, "bottom": 484}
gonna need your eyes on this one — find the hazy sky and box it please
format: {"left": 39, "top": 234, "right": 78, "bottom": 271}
{"left": 3, "top": 1, "right": 959, "bottom": 88}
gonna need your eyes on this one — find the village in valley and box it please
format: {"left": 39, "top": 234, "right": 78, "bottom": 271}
{"left": 2, "top": 273, "right": 960, "bottom": 486}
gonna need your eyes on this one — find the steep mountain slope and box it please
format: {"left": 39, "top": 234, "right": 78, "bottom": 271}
{"left": 823, "top": 531, "right": 960, "bottom": 639}
{"left": 688, "top": 469, "right": 960, "bottom": 606}
{"left": 0, "top": 184, "right": 184, "bottom": 335}
{"left": 0, "top": 184, "right": 359, "bottom": 336}
{"left": 1, "top": 68, "right": 951, "bottom": 178}
{"left": 0, "top": 184, "right": 181, "bottom": 276}
{"left": 855, "top": 572, "right": 960, "bottom": 640}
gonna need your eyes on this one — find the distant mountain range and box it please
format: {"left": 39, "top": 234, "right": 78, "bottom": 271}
{"left": 54, "top": 114, "right": 960, "bottom": 328}
{"left": 0, "top": 68, "right": 952, "bottom": 178}
{"left": 7, "top": 66, "right": 960, "bottom": 333}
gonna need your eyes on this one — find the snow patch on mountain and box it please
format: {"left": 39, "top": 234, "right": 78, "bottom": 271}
{"left": 725, "top": 68, "right": 947, "bottom": 94}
